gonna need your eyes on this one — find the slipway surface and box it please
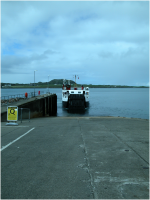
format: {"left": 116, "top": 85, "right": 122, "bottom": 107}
{"left": 1, "top": 116, "right": 149, "bottom": 199}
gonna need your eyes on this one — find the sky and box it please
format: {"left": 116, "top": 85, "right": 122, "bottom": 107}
{"left": 1, "top": 1, "right": 149, "bottom": 86}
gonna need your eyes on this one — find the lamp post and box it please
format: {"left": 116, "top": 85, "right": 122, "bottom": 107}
{"left": 34, "top": 70, "right": 37, "bottom": 97}
{"left": 48, "top": 75, "right": 50, "bottom": 93}
{"left": 73, "top": 75, "right": 79, "bottom": 87}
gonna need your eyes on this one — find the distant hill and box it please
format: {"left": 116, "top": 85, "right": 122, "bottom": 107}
{"left": 49, "top": 79, "right": 75, "bottom": 85}
{"left": 1, "top": 79, "right": 149, "bottom": 88}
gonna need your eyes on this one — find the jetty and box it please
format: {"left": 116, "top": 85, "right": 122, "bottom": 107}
{"left": 1, "top": 114, "right": 149, "bottom": 198}
{"left": 1, "top": 93, "right": 57, "bottom": 122}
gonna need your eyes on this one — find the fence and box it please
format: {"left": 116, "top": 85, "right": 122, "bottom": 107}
{"left": 1, "top": 91, "right": 45, "bottom": 106}
{"left": 19, "top": 108, "right": 30, "bottom": 123}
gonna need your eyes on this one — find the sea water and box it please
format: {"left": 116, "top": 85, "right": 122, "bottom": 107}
{"left": 1, "top": 88, "right": 149, "bottom": 119}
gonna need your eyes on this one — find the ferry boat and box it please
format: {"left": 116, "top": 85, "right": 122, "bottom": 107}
{"left": 62, "top": 76, "right": 89, "bottom": 110}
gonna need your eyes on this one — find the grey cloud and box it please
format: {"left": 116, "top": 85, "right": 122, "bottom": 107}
{"left": 121, "top": 46, "right": 148, "bottom": 58}
{"left": 98, "top": 51, "right": 113, "bottom": 58}
{"left": 44, "top": 49, "right": 60, "bottom": 55}
{"left": 1, "top": 1, "right": 149, "bottom": 85}
{"left": 1, "top": 47, "right": 60, "bottom": 74}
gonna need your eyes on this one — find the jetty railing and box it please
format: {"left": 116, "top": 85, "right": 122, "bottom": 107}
{"left": 1, "top": 91, "right": 45, "bottom": 106}
{"left": 19, "top": 108, "right": 30, "bottom": 123}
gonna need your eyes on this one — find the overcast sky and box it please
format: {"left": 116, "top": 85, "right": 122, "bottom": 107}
{"left": 1, "top": 1, "right": 149, "bottom": 86}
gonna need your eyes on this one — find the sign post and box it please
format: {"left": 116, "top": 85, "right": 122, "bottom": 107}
{"left": 6, "top": 106, "right": 18, "bottom": 126}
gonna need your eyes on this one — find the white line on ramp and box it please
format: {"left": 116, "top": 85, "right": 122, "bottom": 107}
{"left": 1, "top": 127, "right": 35, "bottom": 152}
{"left": 1, "top": 126, "right": 29, "bottom": 128}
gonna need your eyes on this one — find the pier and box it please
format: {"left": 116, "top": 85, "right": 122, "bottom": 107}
{"left": 1, "top": 116, "right": 149, "bottom": 199}
{"left": 1, "top": 93, "right": 57, "bottom": 122}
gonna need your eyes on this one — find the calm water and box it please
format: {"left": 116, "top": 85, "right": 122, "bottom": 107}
{"left": 1, "top": 88, "right": 149, "bottom": 119}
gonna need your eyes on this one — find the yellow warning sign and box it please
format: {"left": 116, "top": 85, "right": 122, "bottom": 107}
{"left": 7, "top": 106, "right": 18, "bottom": 121}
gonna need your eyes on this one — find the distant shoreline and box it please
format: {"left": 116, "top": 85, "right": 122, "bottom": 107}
{"left": 1, "top": 85, "right": 149, "bottom": 89}
{"left": 1, "top": 78, "right": 149, "bottom": 89}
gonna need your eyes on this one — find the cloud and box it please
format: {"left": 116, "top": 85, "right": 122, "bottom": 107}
{"left": 1, "top": 1, "right": 149, "bottom": 85}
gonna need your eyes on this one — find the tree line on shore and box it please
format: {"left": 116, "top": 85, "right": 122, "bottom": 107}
{"left": 1, "top": 79, "right": 148, "bottom": 88}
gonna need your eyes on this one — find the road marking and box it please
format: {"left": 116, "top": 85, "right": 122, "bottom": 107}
{"left": 1, "top": 126, "right": 29, "bottom": 127}
{"left": 1, "top": 127, "right": 35, "bottom": 152}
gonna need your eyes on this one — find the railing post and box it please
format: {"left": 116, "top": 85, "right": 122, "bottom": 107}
{"left": 21, "top": 108, "right": 22, "bottom": 123}
{"left": 29, "top": 109, "right": 30, "bottom": 122}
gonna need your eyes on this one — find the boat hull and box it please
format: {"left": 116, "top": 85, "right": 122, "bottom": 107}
{"left": 62, "top": 101, "right": 68, "bottom": 108}
{"left": 85, "top": 101, "right": 89, "bottom": 108}
{"left": 63, "top": 94, "right": 89, "bottom": 110}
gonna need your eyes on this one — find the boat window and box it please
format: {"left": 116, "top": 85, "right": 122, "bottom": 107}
{"left": 78, "top": 92, "right": 81, "bottom": 93}
{"left": 71, "top": 92, "right": 74, "bottom": 93}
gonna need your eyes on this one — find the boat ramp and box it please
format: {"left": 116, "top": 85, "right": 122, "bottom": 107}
{"left": 1, "top": 111, "right": 149, "bottom": 198}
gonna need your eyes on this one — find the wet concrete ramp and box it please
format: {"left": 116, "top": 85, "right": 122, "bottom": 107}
{"left": 1, "top": 117, "right": 149, "bottom": 199}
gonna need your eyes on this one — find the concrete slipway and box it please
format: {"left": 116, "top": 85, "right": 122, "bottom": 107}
{"left": 1, "top": 116, "right": 149, "bottom": 199}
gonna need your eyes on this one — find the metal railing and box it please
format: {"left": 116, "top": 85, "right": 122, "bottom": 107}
{"left": 1, "top": 91, "right": 45, "bottom": 106}
{"left": 19, "top": 108, "right": 30, "bottom": 123}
